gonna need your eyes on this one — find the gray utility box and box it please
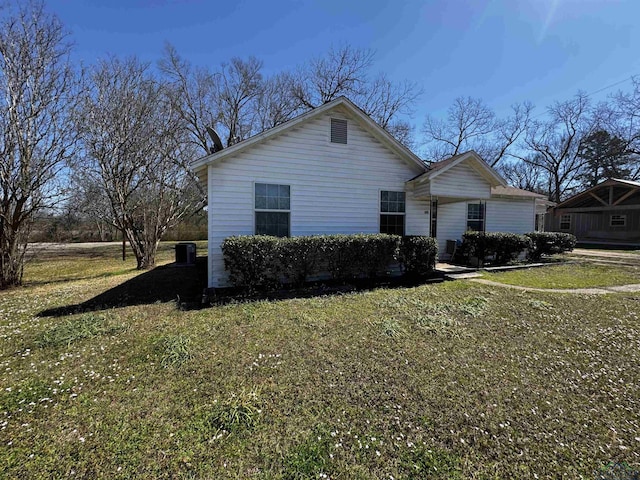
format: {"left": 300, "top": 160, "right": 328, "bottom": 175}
{"left": 175, "top": 242, "right": 196, "bottom": 265}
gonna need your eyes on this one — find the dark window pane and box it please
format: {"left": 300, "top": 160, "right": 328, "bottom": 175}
{"left": 467, "top": 220, "right": 484, "bottom": 231}
{"left": 380, "top": 214, "right": 405, "bottom": 236}
{"left": 279, "top": 185, "right": 290, "bottom": 197}
{"left": 255, "top": 195, "right": 266, "bottom": 209}
{"left": 255, "top": 183, "right": 266, "bottom": 196}
{"left": 279, "top": 197, "right": 290, "bottom": 209}
{"left": 266, "top": 184, "right": 279, "bottom": 196}
{"left": 266, "top": 196, "right": 279, "bottom": 209}
{"left": 381, "top": 191, "right": 388, "bottom": 202}
{"left": 256, "top": 212, "right": 289, "bottom": 237}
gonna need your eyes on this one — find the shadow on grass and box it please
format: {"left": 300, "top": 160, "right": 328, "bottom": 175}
{"left": 38, "top": 255, "right": 446, "bottom": 316}
{"left": 207, "top": 274, "right": 445, "bottom": 306}
{"left": 38, "top": 257, "right": 208, "bottom": 317}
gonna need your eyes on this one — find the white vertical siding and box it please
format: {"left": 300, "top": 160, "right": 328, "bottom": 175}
{"left": 430, "top": 163, "right": 492, "bottom": 198}
{"left": 207, "top": 109, "right": 426, "bottom": 287}
{"left": 485, "top": 198, "right": 535, "bottom": 233}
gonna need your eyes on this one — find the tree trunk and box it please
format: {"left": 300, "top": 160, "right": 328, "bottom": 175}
{"left": 0, "top": 225, "right": 27, "bottom": 289}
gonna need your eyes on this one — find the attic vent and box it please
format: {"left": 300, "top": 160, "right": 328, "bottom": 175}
{"left": 331, "top": 118, "right": 347, "bottom": 144}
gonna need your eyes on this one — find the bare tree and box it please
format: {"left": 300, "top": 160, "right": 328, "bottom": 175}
{"left": 0, "top": 1, "right": 78, "bottom": 288}
{"left": 216, "top": 56, "right": 263, "bottom": 146}
{"left": 499, "top": 159, "right": 550, "bottom": 196}
{"left": 158, "top": 43, "right": 219, "bottom": 155}
{"left": 422, "top": 97, "right": 531, "bottom": 167}
{"left": 605, "top": 78, "right": 640, "bottom": 180}
{"left": 292, "top": 45, "right": 374, "bottom": 108}
{"left": 292, "top": 45, "right": 421, "bottom": 146}
{"left": 517, "top": 92, "right": 594, "bottom": 202}
{"left": 255, "top": 72, "right": 304, "bottom": 131}
{"left": 75, "top": 57, "right": 204, "bottom": 269}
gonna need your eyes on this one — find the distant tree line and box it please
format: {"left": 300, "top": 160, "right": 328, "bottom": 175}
{"left": 1, "top": 0, "right": 640, "bottom": 287}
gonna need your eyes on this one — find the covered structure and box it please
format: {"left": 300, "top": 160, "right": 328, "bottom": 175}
{"left": 546, "top": 178, "right": 640, "bottom": 246}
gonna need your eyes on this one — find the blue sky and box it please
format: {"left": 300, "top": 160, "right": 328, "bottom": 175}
{"left": 48, "top": 0, "right": 640, "bottom": 125}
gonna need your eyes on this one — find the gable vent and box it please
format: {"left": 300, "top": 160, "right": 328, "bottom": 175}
{"left": 330, "top": 118, "right": 348, "bottom": 144}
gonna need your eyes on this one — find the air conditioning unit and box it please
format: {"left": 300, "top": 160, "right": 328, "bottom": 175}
{"left": 175, "top": 242, "right": 196, "bottom": 265}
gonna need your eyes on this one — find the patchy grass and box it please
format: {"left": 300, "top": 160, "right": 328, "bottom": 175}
{"left": 34, "top": 313, "right": 126, "bottom": 348}
{"left": 481, "top": 262, "right": 640, "bottom": 289}
{"left": 1, "top": 246, "right": 640, "bottom": 478}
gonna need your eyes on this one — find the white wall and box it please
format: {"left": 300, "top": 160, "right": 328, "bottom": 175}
{"left": 207, "top": 108, "right": 428, "bottom": 287}
{"left": 485, "top": 198, "right": 536, "bottom": 233}
{"left": 436, "top": 202, "right": 467, "bottom": 259}
{"left": 430, "top": 162, "right": 492, "bottom": 198}
{"left": 435, "top": 198, "right": 535, "bottom": 260}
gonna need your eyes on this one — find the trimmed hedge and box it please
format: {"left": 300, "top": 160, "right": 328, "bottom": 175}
{"left": 458, "top": 231, "right": 531, "bottom": 266}
{"left": 221, "top": 233, "right": 438, "bottom": 290}
{"left": 525, "top": 232, "right": 577, "bottom": 260}
{"left": 399, "top": 235, "right": 438, "bottom": 276}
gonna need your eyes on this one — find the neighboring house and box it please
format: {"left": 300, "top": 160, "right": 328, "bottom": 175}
{"left": 192, "top": 97, "right": 546, "bottom": 288}
{"left": 546, "top": 178, "right": 640, "bottom": 246}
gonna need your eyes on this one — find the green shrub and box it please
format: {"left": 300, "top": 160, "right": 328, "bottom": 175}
{"left": 399, "top": 235, "right": 438, "bottom": 276}
{"left": 221, "top": 235, "right": 280, "bottom": 289}
{"left": 277, "top": 236, "right": 321, "bottom": 286}
{"left": 459, "top": 231, "right": 531, "bottom": 266}
{"left": 342, "top": 233, "right": 400, "bottom": 279}
{"left": 222, "top": 233, "right": 402, "bottom": 289}
{"left": 525, "top": 232, "right": 577, "bottom": 260}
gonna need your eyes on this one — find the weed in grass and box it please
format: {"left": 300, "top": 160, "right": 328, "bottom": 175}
{"left": 154, "top": 334, "right": 193, "bottom": 367}
{"left": 283, "top": 427, "right": 333, "bottom": 480}
{"left": 34, "top": 313, "right": 126, "bottom": 348}
{"left": 198, "top": 387, "right": 261, "bottom": 436}
{"left": 529, "top": 299, "right": 553, "bottom": 310}
{"left": 415, "top": 313, "right": 459, "bottom": 335}
{"left": 379, "top": 318, "right": 404, "bottom": 338}
{"left": 399, "top": 445, "right": 462, "bottom": 479}
{"left": 458, "top": 296, "right": 489, "bottom": 317}
{"left": 596, "top": 462, "right": 640, "bottom": 480}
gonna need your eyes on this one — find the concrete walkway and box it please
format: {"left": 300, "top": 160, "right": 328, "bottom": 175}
{"left": 469, "top": 277, "right": 640, "bottom": 295}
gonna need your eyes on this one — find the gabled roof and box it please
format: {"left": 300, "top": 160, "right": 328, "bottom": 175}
{"left": 554, "top": 178, "right": 640, "bottom": 209}
{"left": 191, "top": 96, "right": 427, "bottom": 175}
{"left": 409, "top": 150, "right": 506, "bottom": 187}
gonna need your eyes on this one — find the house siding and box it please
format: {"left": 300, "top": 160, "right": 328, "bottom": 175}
{"left": 485, "top": 198, "right": 536, "bottom": 233}
{"left": 207, "top": 110, "right": 428, "bottom": 287}
{"left": 547, "top": 209, "right": 640, "bottom": 242}
{"left": 430, "top": 163, "right": 492, "bottom": 198}
{"left": 435, "top": 198, "right": 535, "bottom": 260}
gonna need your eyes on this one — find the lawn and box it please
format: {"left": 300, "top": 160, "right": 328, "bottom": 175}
{"left": 480, "top": 262, "right": 640, "bottom": 289}
{"left": 1, "top": 244, "right": 639, "bottom": 479}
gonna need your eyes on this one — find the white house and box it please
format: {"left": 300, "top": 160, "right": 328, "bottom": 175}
{"left": 192, "top": 97, "right": 546, "bottom": 288}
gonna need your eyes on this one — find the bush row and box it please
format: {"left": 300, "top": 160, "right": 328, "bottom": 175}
{"left": 456, "top": 231, "right": 576, "bottom": 266}
{"left": 221, "top": 234, "right": 438, "bottom": 289}
{"left": 525, "top": 232, "right": 577, "bottom": 261}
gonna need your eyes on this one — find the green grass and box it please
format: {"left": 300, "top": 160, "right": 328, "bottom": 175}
{"left": 481, "top": 262, "right": 640, "bottom": 289}
{"left": 1, "top": 245, "right": 640, "bottom": 478}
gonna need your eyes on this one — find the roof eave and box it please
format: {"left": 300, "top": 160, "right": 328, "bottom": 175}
{"left": 189, "top": 96, "right": 427, "bottom": 174}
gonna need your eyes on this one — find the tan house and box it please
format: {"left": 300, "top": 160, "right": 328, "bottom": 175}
{"left": 546, "top": 178, "right": 640, "bottom": 246}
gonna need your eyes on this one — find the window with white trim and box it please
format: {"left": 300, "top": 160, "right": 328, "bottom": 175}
{"left": 610, "top": 214, "right": 626, "bottom": 227}
{"left": 380, "top": 191, "right": 405, "bottom": 235}
{"left": 330, "top": 118, "right": 347, "bottom": 144}
{"left": 559, "top": 214, "right": 571, "bottom": 230}
{"left": 466, "top": 202, "right": 485, "bottom": 231}
{"left": 255, "top": 183, "right": 290, "bottom": 237}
